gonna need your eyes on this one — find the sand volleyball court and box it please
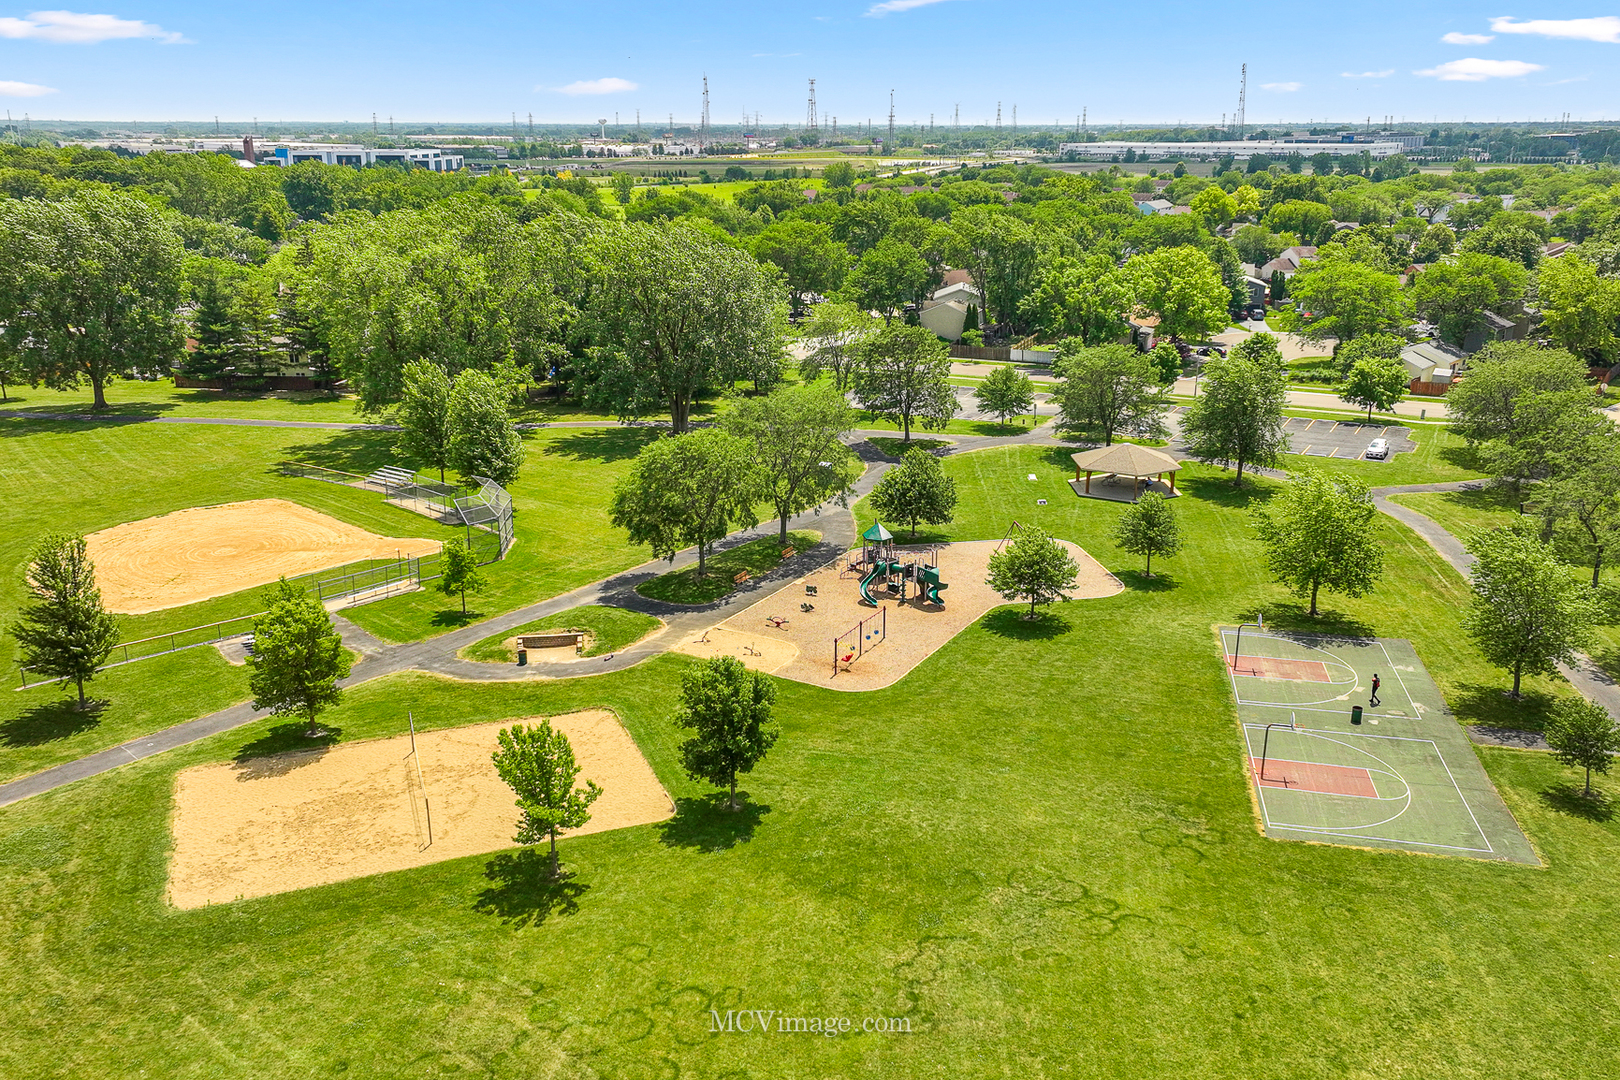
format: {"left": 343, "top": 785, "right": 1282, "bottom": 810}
{"left": 86, "top": 498, "right": 440, "bottom": 613}
{"left": 167, "top": 711, "right": 673, "bottom": 908}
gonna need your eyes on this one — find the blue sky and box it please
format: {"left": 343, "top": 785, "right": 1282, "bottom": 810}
{"left": 1, "top": 3, "right": 1618, "bottom": 126}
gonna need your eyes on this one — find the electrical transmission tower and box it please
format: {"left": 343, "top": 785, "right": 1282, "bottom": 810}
{"left": 1082, "top": 106, "right": 1087, "bottom": 138}
{"left": 1011, "top": 104, "right": 1017, "bottom": 142}
{"left": 1235, "top": 63, "right": 1247, "bottom": 139}
{"left": 954, "top": 104, "right": 960, "bottom": 131}
{"left": 995, "top": 102, "right": 1002, "bottom": 134}
{"left": 888, "top": 90, "right": 895, "bottom": 144}
{"left": 700, "top": 75, "right": 710, "bottom": 149}
{"left": 806, "top": 78, "right": 818, "bottom": 140}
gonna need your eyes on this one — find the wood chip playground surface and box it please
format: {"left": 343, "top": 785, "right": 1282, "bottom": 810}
{"left": 86, "top": 498, "right": 440, "bottom": 614}
{"left": 166, "top": 711, "right": 673, "bottom": 909}
{"left": 675, "top": 540, "right": 1123, "bottom": 692}
{"left": 1219, "top": 627, "right": 1538, "bottom": 865}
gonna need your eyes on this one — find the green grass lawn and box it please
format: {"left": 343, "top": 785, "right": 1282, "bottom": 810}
{"left": 636, "top": 530, "right": 821, "bottom": 605}
{"left": 855, "top": 415, "right": 1035, "bottom": 437}
{"left": 2, "top": 446, "right": 1618, "bottom": 1075}
{"left": 460, "top": 605, "right": 663, "bottom": 662}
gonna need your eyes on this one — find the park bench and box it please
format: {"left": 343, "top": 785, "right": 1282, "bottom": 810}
{"left": 733, "top": 570, "right": 752, "bottom": 585}
{"left": 781, "top": 546, "right": 796, "bottom": 558}
{"left": 518, "top": 632, "right": 585, "bottom": 651}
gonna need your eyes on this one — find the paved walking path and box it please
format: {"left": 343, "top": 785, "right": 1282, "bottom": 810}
{"left": 1371, "top": 480, "right": 1620, "bottom": 747}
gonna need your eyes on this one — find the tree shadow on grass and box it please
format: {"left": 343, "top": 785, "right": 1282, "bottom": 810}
{"left": 1118, "top": 570, "right": 1178, "bottom": 592}
{"left": 473, "top": 848, "right": 591, "bottom": 928}
{"left": 541, "top": 427, "right": 656, "bottom": 463}
{"left": 1177, "top": 472, "right": 1280, "bottom": 510}
{"left": 0, "top": 698, "right": 103, "bottom": 747}
{"left": 1539, "top": 783, "right": 1614, "bottom": 822}
{"left": 1448, "top": 684, "right": 1557, "bottom": 731}
{"left": 279, "top": 429, "right": 401, "bottom": 476}
{"left": 430, "top": 608, "right": 484, "bottom": 629}
{"left": 231, "top": 722, "right": 343, "bottom": 779}
{"left": 1252, "top": 601, "right": 1375, "bottom": 641}
{"left": 656, "top": 792, "right": 770, "bottom": 852}
{"left": 981, "top": 606, "right": 1075, "bottom": 640}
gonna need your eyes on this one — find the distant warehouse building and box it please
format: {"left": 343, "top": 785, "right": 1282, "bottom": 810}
{"left": 270, "top": 145, "right": 465, "bottom": 171}
{"left": 1058, "top": 139, "right": 1411, "bottom": 161}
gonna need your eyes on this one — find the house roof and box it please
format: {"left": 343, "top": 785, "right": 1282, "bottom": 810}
{"left": 1481, "top": 310, "right": 1515, "bottom": 331}
{"left": 932, "top": 280, "right": 982, "bottom": 302}
{"left": 940, "top": 268, "right": 974, "bottom": 287}
{"left": 1401, "top": 339, "right": 1465, "bottom": 377}
{"left": 1070, "top": 444, "right": 1182, "bottom": 478}
{"left": 1142, "top": 198, "right": 1173, "bottom": 211}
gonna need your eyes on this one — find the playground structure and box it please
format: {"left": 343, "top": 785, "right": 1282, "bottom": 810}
{"left": 852, "top": 522, "right": 949, "bottom": 608}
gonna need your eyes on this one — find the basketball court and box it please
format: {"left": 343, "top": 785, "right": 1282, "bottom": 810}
{"left": 1218, "top": 626, "right": 1538, "bottom": 865}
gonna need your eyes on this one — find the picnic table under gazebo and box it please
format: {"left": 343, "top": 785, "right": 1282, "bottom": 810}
{"left": 1068, "top": 444, "right": 1182, "bottom": 502}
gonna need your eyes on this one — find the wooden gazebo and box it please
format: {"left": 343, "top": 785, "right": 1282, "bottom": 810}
{"left": 1070, "top": 444, "right": 1181, "bottom": 499}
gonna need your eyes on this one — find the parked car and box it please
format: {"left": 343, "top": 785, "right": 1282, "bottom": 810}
{"left": 1365, "top": 438, "right": 1390, "bottom": 460}
{"left": 1245, "top": 304, "right": 1267, "bottom": 321}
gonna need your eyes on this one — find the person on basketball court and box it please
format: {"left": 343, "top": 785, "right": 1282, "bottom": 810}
{"left": 1370, "top": 674, "right": 1381, "bottom": 707}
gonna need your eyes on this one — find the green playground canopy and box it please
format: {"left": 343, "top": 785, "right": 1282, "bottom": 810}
{"left": 862, "top": 522, "right": 894, "bottom": 542}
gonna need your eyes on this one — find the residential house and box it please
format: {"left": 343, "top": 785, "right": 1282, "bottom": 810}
{"left": 1138, "top": 198, "right": 1174, "bottom": 215}
{"left": 1258, "top": 246, "right": 1318, "bottom": 280}
{"left": 1461, "top": 310, "right": 1527, "bottom": 354}
{"left": 918, "top": 280, "right": 984, "bottom": 342}
{"left": 1400, "top": 340, "right": 1465, "bottom": 395}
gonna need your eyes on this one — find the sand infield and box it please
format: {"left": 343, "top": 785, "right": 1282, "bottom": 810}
{"left": 688, "top": 539, "right": 1123, "bottom": 692}
{"left": 166, "top": 711, "right": 672, "bottom": 909}
{"left": 86, "top": 499, "right": 441, "bottom": 614}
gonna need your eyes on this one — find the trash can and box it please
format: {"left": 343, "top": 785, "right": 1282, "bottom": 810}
{"left": 517, "top": 649, "right": 528, "bottom": 667}
{"left": 1351, "top": 705, "right": 1363, "bottom": 725}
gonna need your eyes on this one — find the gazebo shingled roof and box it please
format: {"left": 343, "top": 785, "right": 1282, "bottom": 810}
{"left": 1069, "top": 444, "right": 1181, "bottom": 497}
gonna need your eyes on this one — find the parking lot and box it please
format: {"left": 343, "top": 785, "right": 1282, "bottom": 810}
{"left": 1278, "top": 416, "right": 1415, "bottom": 460}
{"left": 1168, "top": 410, "right": 1416, "bottom": 461}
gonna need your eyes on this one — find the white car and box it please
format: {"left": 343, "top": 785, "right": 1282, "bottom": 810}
{"left": 1365, "top": 439, "right": 1390, "bottom": 460}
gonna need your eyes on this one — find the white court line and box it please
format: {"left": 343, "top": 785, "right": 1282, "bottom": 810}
{"left": 1375, "top": 640, "right": 1421, "bottom": 717}
{"left": 1251, "top": 725, "right": 1493, "bottom": 853}
{"left": 1265, "top": 824, "right": 1494, "bottom": 855}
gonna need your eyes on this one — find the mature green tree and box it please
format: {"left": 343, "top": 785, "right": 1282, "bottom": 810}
{"left": 752, "top": 219, "right": 848, "bottom": 315}
{"left": 1253, "top": 473, "right": 1383, "bottom": 616}
{"left": 437, "top": 536, "right": 486, "bottom": 615}
{"left": 1544, "top": 697, "right": 1619, "bottom": 797}
{"left": 396, "top": 360, "right": 455, "bottom": 481}
{"left": 610, "top": 172, "right": 635, "bottom": 205}
{"left": 1409, "top": 253, "right": 1528, "bottom": 349}
{"left": 183, "top": 266, "right": 243, "bottom": 381}
{"left": 0, "top": 189, "right": 184, "bottom": 410}
{"left": 1233, "top": 225, "right": 1290, "bottom": 268}
{"left": 447, "top": 369, "right": 525, "bottom": 486}
{"left": 843, "top": 237, "right": 931, "bottom": 323}
{"left": 870, "top": 447, "right": 958, "bottom": 539}
{"left": 1535, "top": 254, "right": 1620, "bottom": 364}
{"left": 610, "top": 429, "right": 760, "bottom": 578}
{"left": 1543, "top": 433, "right": 1620, "bottom": 586}
{"left": 228, "top": 279, "right": 283, "bottom": 384}
{"left": 276, "top": 200, "right": 571, "bottom": 412}
{"left": 1460, "top": 216, "right": 1543, "bottom": 269}
{"left": 674, "top": 655, "right": 779, "bottom": 811}
{"left": 973, "top": 364, "right": 1037, "bottom": 426}
{"left": 1462, "top": 523, "right": 1599, "bottom": 699}
{"left": 722, "top": 383, "right": 861, "bottom": 544}
{"left": 247, "top": 578, "right": 353, "bottom": 737}
{"left": 580, "top": 222, "right": 785, "bottom": 432}
{"left": 1190, "top": 185, "right": 1237, "bottom": 229}
{"left": 492, "top": 721, "right": 603, "bottom": 878}
{"left": 1445, "top": 341, "right": 1591, "bottom": 446}
{"left": 798, "top": 300, "right": 877, "bottom": 392}
{"left": 1114, "top": 491, "right": 1184, "bottom": 577}
{"left": 1124, "top": 246, "right": 1232, "bottom": 344}
{"left": 1331, "top": 332, "right": 1404, "bottom": 379}
{"left": 1287, "top": 258, "right": 1407, "bottom": 350}
{"left": 1018, "top": 254, "right": 1134, "bottom": 344}
{"left": 852, "top": 324, "right": 958, "bottom": 442}
{"left": 1051, "top": 341, "right": 1169, "bottom": 446}
{"left": 10, "top": 534, "right": 120, "bottom": 710}
{"left": 1479, "top": 385, "right": 1608, "bottom": 496}
{"left": 822, "top": 161, "right": 857, "bottom": 190}
{"left": 1264, "top": 199, "right": 1333, "bottom": 238}
{"left": 949, "top": 206, "right": 1040, "bottom": 328}
{"left": 986, "top": 525, "right": 1081, "bottom": 617}
{"left": 1179, "top": 334, "right": 1290, "bottom": 486}
{"left": 1340, "top": 353, "right": 1410, "bottom": 422}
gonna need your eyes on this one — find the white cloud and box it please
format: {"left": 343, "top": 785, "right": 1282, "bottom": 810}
{"left": 864, "top": 0, "right": 962, "bottom": 17}
{"left": 550, "top": 76, "right": 638, "bottom": 95}
{"left": 0, "top": 10, "right": 188, "bottom": 44}
{"left": 0, "top": 78, "right": 56, "bottom": 95}
{"left": 1441, "top": 32, "right": 1495, "bottom": 45}
{"left": 1260, "top": 81, "right": 1302, "bottom": 91}
{"left": 1490, "top": 15, "right": 1620, "bottom": 42}
{"left": 1415, "top": 57, "right": 1544, "bottom": 81}
{"left": 1340, "top": 69, "right": 1395, "bottom": 78}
